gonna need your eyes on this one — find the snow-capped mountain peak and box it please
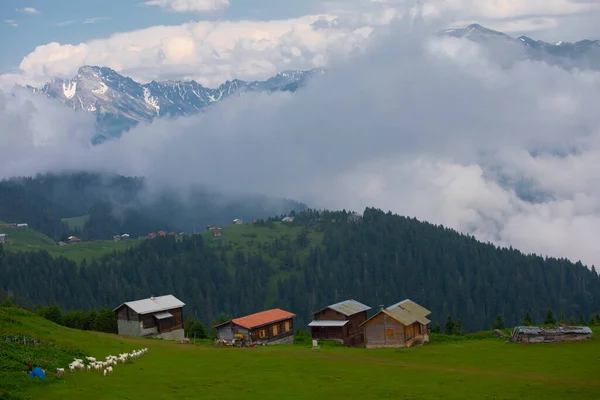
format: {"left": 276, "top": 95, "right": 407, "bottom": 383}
{"left": 30, "top": 66, "right": 325, "bottom": 139}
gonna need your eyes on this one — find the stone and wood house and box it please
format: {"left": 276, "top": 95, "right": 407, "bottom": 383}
{"left": 214, "top": 308, "right": 296, "bottom": 345}
{"left": 113, "top": 294, "right": 185, "bottom": 340}
{"left": 361, "top": 299, "right": 431, "bottom": 348}
{"left": 308, "top": 298, "right": 371, "bottom": 347}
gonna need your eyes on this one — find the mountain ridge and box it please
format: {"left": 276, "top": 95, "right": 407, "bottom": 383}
{"left": 439, "top": 23, "right": 600, "bottom": 70}
{"left": 29, "top": 66, "right": 326, "bottom": 140}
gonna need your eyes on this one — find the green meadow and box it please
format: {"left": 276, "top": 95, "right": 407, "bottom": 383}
{"left": 0, "top": 226, "right": 140, "bottom": 264}
{"left": 2, "top": 306, "right": 599, "bottom": 400}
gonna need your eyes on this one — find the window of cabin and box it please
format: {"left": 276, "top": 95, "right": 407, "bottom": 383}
{"left": 272, "top": 324, "right": 279, "bottom": 336}
{"left": 348, "top": 322, "right": 353, "bottom": 331}
{"left": 284, "top": 321, "right": 291, "bottom": 332}
{"left": 385, "top": 328, "right": 394, "bottom": 337}
{"left": 259, "top": 329, "right": 266, "bottom": 339}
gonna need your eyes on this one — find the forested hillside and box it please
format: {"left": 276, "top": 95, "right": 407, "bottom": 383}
{"left": 0, "top": 173, "right": 306, "bottom": 240}
{"left": 1, "top": 209, "right": 598, "bottom": 332}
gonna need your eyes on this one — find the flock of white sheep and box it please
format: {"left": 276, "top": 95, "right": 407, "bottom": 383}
{"left": 56, "top": 348, "right": 148, "bottom": 378}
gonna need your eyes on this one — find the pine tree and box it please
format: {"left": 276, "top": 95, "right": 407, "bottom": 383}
{"left": 492, "top": 315, "right": 505, "bottom": 330}
{"left": 560, "top": 312, "right": 566, "bottom": 324}
{"left": 523, "top": 312, "right": 533, "bottom": 326}
{"left": 579, "top": 313, "right": 587, "bottom": 325}
{"left": 568, "top": 317, "right": 576, "bottom": 326}
{"left": 453, "top": 319, "right": 464, "bottom": 336}
{"left": 445, "top": 315, "right": 455, "bottom": 335}
{"left": 544, "top": 309, "right": 556, "bottom": 325}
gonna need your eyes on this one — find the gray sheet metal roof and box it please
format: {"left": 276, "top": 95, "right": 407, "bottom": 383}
{"left": 308, "top": 320, "right": 349, "bottom": 327}
{"left": 316, "top": 299, "right": 372, "bottom": 316}
{"left": 387, "top": 299, "right": 431, "bottom": 318}
{"left": 113, "top": 294, "right": 185, "bottom": 314}
{"left": 513, "top": 326, "right": 592, "bottom": 335}
{"left": 153, "top": 311, "right": 174, "bottom": 320}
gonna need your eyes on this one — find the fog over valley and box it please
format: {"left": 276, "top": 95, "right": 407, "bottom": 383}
{"left": 2, "top": 10, "right": 600, "bottom": 267}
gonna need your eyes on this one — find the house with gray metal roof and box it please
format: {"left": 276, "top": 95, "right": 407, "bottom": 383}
{"left": 360, "top": 299, "right": 431, "bottom": 348}
{"left": 511, "top": 325, "right": 593, "bottom": 344}
{"left": 309, "top": 298, "right": 371, "bottom": 347}
{"left": 113, "top": 295, "right": 185, "bottom": 340}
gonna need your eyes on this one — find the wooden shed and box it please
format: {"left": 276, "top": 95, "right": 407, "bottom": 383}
{"left": 308, "top": 298, "right": 371, "bottom": 347}
{"left": 113, "top": 294, "right": 185, "bottom": 340}
{"left": 361, "top": 299, "right": 431, "bottom": 348}
{"left": 214, "top": 308, "right": 295, "bottom": 345}
{"left": 510, "top": 326, "right": 593, "bottom": 343}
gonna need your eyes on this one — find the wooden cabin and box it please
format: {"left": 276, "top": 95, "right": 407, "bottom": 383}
{"left": 361, "top": 299, "right": 431, "bottom": 348}
{"left": 214, "top": 308, "right": 295, "bottom": 345}
{"left": 113, "top": 294, "right": 185, "bottom": 340}
{"left": 308, "top": 298, "right": 371, "bottom": 347}
{"left": 510, "top": 326, "right": 593, "bottom": 344}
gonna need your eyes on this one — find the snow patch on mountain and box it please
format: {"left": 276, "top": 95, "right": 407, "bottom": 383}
{"left": 92, "top": 82, "right": 108, "bottom": 95}
{"left": 143, "top": 87, "right": 160, "bottom": 113}
{"left": 63, "top": 82, "right": 77, "bottom": 99}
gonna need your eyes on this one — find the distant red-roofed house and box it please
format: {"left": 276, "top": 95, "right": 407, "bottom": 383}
{"left": 213, "top": 228, "right": 222, "bottom": 238}
{"left": 158, "top": 231, "right": 167, "bottom": 237}
{"left": 214, "top": 308, "right": 296, "bottom": 345}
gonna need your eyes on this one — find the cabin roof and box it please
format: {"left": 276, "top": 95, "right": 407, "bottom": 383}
{"left": 113, "top": 294, "right": 185, "bottom": 314}
{"left": 513, "top": 326, "right": 592, "bottom": 335}
{"left": 153, "top": 311, "right": 174, "bottom": 320}
{"left": 219, "top": 308, "right": 295, "bottom": 330}
{"left": 308, "top": 320, "right": 349, "bottom": 327}
{"left": 314, "top": 299, "right": 371, "bottom": 316}
{"left": 387, "top": 299, "right": 431, "bottom": 318}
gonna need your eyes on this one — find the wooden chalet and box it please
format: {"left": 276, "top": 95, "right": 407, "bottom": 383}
{"left": 113, "top": 295, "right": 185, "bottom": 340}
{"left": 308, "top": 298, "right": 371, "bottom": 347}
{"left": 214, "top": 308, "right": 295, "bottom": 345}
{"left": 361, "top": 299, "right": 431, "bottom": 348}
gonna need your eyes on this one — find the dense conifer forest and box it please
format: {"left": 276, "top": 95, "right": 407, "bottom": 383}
{"left": 1, "top": 208, "right": 599, "bottom": 332}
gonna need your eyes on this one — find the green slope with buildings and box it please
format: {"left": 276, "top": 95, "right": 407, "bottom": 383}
{"left": 1, "top": 305, "right": 599, "bottom": 400}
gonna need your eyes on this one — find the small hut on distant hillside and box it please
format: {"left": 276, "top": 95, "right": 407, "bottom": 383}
{"left": 510, "top": 326, "right": 593, "bottom": 344}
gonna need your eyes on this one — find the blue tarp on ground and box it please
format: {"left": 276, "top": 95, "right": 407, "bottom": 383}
{"left": 28, "top": 367, "right": 46, "bottom": 379}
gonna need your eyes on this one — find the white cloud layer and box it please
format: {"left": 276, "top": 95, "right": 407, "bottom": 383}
{"left": 3, "top": 21, "right": 600, "bottom": 268}
{"left": 144, "top": 0, "right": 230, "bottom": 13}
{"left": 17, "top": 7, "right": 41, "bottom": 15}
{"left": 2, "top": 0, "right": 599, "bottom": 90}
{"left": 7, "top": 14, "right": 375, "bottom": 88}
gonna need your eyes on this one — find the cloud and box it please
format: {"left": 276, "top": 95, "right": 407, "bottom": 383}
{"left": 4, "top": 19, "right": 19, "bottom": 27}
{"left": 17, "top": 7, "right": 41, "bottom": 15}
{"left": 10, "top": 14, "right": 374, "bottom": 88}
{"left": 144, "top": 0, "right": 230, "bottom": 13}
{"left": 3, "top": 13, "right": 600, "bottom": 267}
{"left": 4, "top": 0, "right": 600, "bottom": 90}
{"left": 56, "top": 20, "right": 75, "bottom": 27}
{"left": 83, "top": 17, "right": 110, "bottom": 25}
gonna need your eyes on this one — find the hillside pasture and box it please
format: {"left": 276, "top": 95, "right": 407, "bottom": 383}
{"left": 0, "top": 225, "right": 141, "bottom": 264}
{"left": 61, "top": 215, "right": 89, "bottom": 230}
{"left": 2, "top": 307, "right": 598, "bottom": 400}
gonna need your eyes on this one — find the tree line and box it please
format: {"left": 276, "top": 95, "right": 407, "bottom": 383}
{"left": 1, "top": 208, "right": 599, "bottom": 332}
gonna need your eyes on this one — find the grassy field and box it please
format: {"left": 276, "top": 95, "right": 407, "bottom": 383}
{"left": 0, "top": 221, "right": 318, "bottom": 266}
{"left": 208, "top": 221, "right": 324, "bottom": 255}
{"left": 0, "top": 226, "right": 140, "bottom": 264}
{"left": 61, "top": 215, "right": 89, "bottom": 230}
{"left": 2, "top": 306, "right": 599, "bottom": 400}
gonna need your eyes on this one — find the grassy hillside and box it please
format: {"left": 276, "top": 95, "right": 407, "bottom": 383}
{"left": 1, "top": 306, "right": 599, "bottom": 400}
{"left": 0, "top": 226, "right": 140, "bottom": 264}
{"left": 61, "top": 215, "right": 89, "bottom": 230}
{"left": 204, "top": 221, "right": 323, "bottom": 255}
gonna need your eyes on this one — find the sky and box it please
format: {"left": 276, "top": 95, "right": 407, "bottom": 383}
{"left": 2, "top": 0, "right": 600, "bottom": 86}
{"left": 2, "top": 1, "right": 600, "bottom": 267}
